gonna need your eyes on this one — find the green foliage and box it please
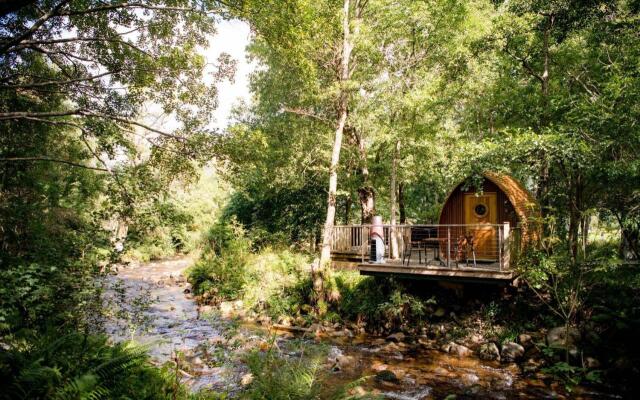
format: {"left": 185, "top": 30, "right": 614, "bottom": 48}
{"left": 187, "top": 221, "right": 252, "bottom": 301}
{"left": 243, "top": 341, "right": 325, "bottom": 400}
{"left": 542, "top": 362, "right": 603, "bottom": 392}
{"left": 124, "top": 168, "right": 231, "bottom": 261}
{"left": 0, "top": 332, "right": 214, "bottom": 400}
{"left": 333, "top": 272, "right": 440, "bottom": 332}
{"left": 188, "top": 222, "right": 315, "bottom": 321}
{"left": 243, "top": 339, "right": 365, "bottom": 400}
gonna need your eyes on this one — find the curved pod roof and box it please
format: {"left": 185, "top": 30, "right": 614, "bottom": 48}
{"left": 439, "top": 172, "right": 541, "bottom": 245}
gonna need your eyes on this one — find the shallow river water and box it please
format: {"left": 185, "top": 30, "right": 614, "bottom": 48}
{"left": 104, "top": 257, "right": 618, "bottom": 399}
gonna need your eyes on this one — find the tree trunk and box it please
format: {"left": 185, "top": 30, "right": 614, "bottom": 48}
{"left": 399, "top": 182, "right": 406, "bottom": 224}
{"left": 390, "top": 140, "right": 400, "bottom": 259}
{"left": 358, "top": 187, "right": 375, "bottom": 224}
{"left": 581, "top": 214, "right": 589, "bottom": 258}
{"left": 344, "top": 195, "right": 352, "bottom": 224}
{"left": 536, "top": 14, "right": 554, "bottom": 218}
{"left": 568, "top": 173, "right": 583, "bottom": 263}
{"left": 354, "top": 127, "right": 375, "bottom": 224}
{"left": 617, "top": 212, "right": 639, "bottom": 260}
{"left": 316, "top": 0, "right": 354, "bottom": 303}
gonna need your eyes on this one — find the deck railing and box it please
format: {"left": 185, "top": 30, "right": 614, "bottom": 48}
{"left": 330, "top": 223, "right": 516, "bottom": 271}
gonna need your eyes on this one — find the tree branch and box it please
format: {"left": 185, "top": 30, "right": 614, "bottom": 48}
{"left": 0, "top": 109, "right": 188, "bottom": 142}
{"left": 0, "top": 0, "right": 71, "bottom": 55}
{"left": 282, "top": 107, "right": 332, "bottom": 125}
{"left": 0, "top": 156, "right": 109, "bottom": 172}
{"left": 0, "top": 70, "right": 117, "bottom": 89}
{"left": 58, "top": 2, "right": 216, "bottom": 17}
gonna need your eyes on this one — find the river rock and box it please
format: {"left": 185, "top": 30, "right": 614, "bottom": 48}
{"left": 256, "top": 315, "right": 271, "bottom": 325}
{"left": 335, "top": 355, "right": 356, "bottom": 371}
{"left": 523, "top": 358, "right": 544, "bottom": 373}
{"left": 371, "top": 361, "right": 388, "bottom": 372}
{"left": 329, "top": 328, "right": 351, "bottom": 338}
{"left": 518, "top": 333, "right": 533, "bottom": 349}
{"left": 478, "top": 342, "right": 500, "bottom": 361}
{"left": 433, "top": 307, "right": 446, "bottom": 317}
{"left": 382, "top": 341, "right": 404, "bottom": 352}
{"left": 546, "top": 326, "right": 580, "bottom": 350}
{"left": 434, "top": 366, "right": 450, "bottom": 376}
{"left": 417, "top": 337, "right": 436, "bottom": 349}
{"left": 585, "top": 357, "right": 600, "bottom": 369}
{"left": 219, "top": 301, "right": 234, "bottom": 315}
{"left": 442, "top": 342, "right": 472, "bottom": 358}
{"left": 391, "top": 368, "right": 406, "bottom": 380}
{"left": 240, "top": 373, "right": 254, "bottom": 386}
{"left": 460, "top": 373, "right": 479, "bottom": 386}
{"left": 307, "top": 323, "right": 323, "bottom": 335}
{"left": 501, "top": 342, "right": 525, "bottom": 362}
{"left": 469, "top": 333, "right": 484, "bottom": 345}
{"left": 375, "top": 370, "right": 399, "bottom": 383}
{"left": 208, "top": 335, "right": 225, "bottom": 345}
{"left": 386, "top": 332, "right": 406, "bottom": 342}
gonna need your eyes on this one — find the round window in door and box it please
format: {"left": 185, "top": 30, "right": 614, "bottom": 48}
{"left": 474, "top": 203, "right": 488, "bottom": 218}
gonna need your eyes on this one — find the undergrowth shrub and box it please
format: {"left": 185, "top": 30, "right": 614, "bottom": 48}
{"left": 0, "top": 332, "right": 217, "bottom": 400}
{"left": 242, "top": 339, "right": 369, "bottom": 400}
{"left": 187, "top": 221, "right": 314, "bottom": 318}
{"left": 243, "top": 250, "right": 312, "bottom": 320}
{"left": 243, "top": 341, "right": 325, "bottom": 400}
{"left": 336, "top": 273, "right": 433, "bottom": 332}
{"left": 188, "top": 221, "right": 251, "bottom": 302}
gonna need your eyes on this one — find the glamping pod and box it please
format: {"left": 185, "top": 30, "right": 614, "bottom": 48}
{"left": 438, "top": 172, "right": 540, "bottom": 260}
{"left": 330, "top": 172, "right": 541, "bottom": 282}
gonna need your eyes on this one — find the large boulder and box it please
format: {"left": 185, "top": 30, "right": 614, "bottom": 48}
{"left": 478, "top": 342, "right": 501, "bottom": 361}
{"left": 442, "top": 342, "right": 472, "bottom": 358}
{"left": 386, "top": 332, "right": 406, "bottom": 343}
{"left": 375, "top": 370, "right": 399, "bottom": 383}
{"left": 518, "top": 333, "right": 533, "bottom": 349}
{"left": 501, "top": 342, "right": 525, "bottom": 362}
{"left": 332, "top": 355, "right": 356, "bottom": 372}
{"left": 547, "top": 326, "right": 580, "bottom": 350}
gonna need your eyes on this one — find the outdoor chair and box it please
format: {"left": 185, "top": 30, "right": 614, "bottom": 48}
{"left": 402, "top": 226, "right": 437, "bottom": 265}
{"left": 454, "top": 234, "right": 477, "bottom": 268}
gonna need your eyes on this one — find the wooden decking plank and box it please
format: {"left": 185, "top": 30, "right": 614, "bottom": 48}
{"left": 357, "top": 263, "right": 513, "bottom": 282}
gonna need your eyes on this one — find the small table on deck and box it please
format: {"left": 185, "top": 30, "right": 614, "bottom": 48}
{"left": 421, "top": 237, "right": 447, "bottom": 266}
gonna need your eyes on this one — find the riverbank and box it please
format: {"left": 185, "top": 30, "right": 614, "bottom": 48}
{"left": 104, "top": 256, "right": 624, "bottom": 399}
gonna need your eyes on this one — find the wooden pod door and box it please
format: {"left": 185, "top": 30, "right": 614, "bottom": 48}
{"left": 464, "top": 193, "right": 497, "bottom": 260}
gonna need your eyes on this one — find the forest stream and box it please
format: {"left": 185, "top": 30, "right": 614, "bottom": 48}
{"left": 104, "top": 257, "right": 617, "bottom": 399}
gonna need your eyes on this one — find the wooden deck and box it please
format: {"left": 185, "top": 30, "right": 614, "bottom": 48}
{"left": 330, "top": 223, "right": 519, "bottom": 284}
{"left": 357, "top": 260, "right": 513, "bottom": 284}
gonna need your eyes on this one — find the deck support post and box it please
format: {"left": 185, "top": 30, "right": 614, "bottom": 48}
{"left": 498, "top": 225, "right": 503, "bottom": 271}
{"left": 446, "top": 226, "right": 451, "bottom": 268}
{"left": 502, "top": 222, "right": 510, "bottom": 271}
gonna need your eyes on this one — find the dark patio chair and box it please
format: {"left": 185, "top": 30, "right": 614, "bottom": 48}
{"left": 454, "top": 234, "right": 477, "bottom": 268}
{"left": 403, "top": 226, "right": 437, "bottom": 265}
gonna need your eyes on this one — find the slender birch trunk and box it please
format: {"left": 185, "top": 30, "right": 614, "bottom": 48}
{"left": 316, "top": 0, "right": 353, "bottom": 302}
{"left": 390, "top": 140, "right": 400, "bottom": 259}
{"left": 356, "top": 129, "right": 375, "bottom": 223}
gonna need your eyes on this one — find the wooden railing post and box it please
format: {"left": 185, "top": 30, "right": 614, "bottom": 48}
{"left": 498, "top": 225, "right": 503, "bottom": 271}
{"left": 446, "top": 226, "right": 450, "bottom": 268}
{"left": 503, "top": 222, "right": 510, "bottom": 270}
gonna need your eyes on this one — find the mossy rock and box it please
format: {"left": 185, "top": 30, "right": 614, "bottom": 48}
{"left": 375, "top": 370, "right": 399, "bottom": 383}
